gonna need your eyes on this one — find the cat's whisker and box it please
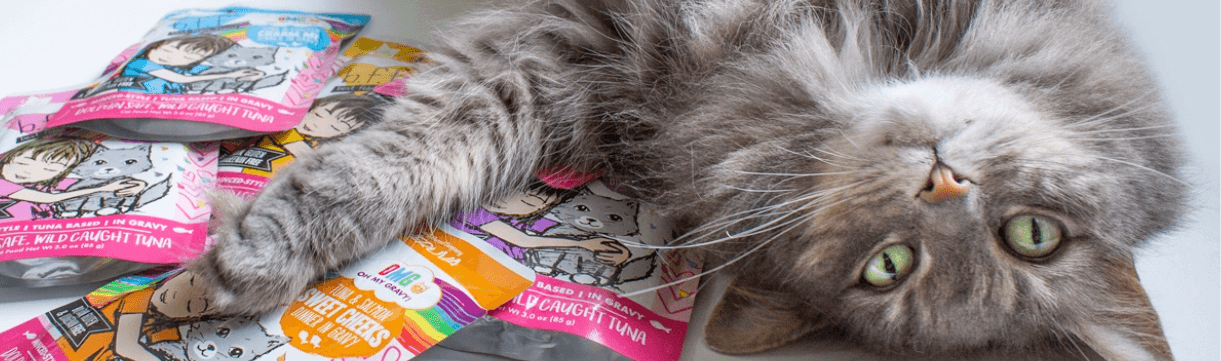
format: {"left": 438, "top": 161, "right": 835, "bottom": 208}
{"left": 674, "top": 179, "right": 867, "bottom": 244}
{"left": 775, "top": 145, "right": 854, "bottom": 168}
{"left": 1050, "top": 317, "right": 1092, "bottom": 361}
{"left": 1074, "top": 153, "right": 1189, "bottom": 186}
{"left": 617, "top": 214, "right": 809, "bottom": 298}
{"left": 731, "top": 169, "right": 857, "bottom": 178}
{"left": 722, "top": 184, "right": 795, "bottom": 193}
{"left": 1073, "top": 134, "right": 1175, "bottom": 142}
{"left": 1060, "top": 89, "right": 1160, "bottom": 127}
{"left": 637, "top": 182, "right": 864, "bottom": 250}
{"left": 812, "top": 146, "right": 866, "bottom": 162}
{"left": 1068, "top": 124, "right": 1177, "bottom": 135}
{"left": 645, "top": 211, "right": 801, "bottom": 249}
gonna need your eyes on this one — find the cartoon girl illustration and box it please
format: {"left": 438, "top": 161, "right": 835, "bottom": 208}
{"left": 0, "top": 138, "right": 145, "bottom": 220}
{"left": 57, "top": 270, "right": 225, "bottom": 361}
{"left": 277, "top": 93, "right": 389, "bottom": 156}
{"left": 119, "top": 35, "right": 263, "bottom": 94}
{"left": 218, "top": 94, "right": 388, "bottom": 177}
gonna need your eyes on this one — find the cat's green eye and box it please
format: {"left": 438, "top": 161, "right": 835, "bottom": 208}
{"left": 863, "top": 245, "right": 915, "bottom": 287}
{"left": 1003, "top": 215, "right": 1063, "bottom": 258}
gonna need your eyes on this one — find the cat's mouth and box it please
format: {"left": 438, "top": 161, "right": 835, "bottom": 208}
{"left": 93, "top": 168, "right": 122, "bottom": 177}
{"left": 193, "top": 340, "right": 218, "bottom": 359}
{"left": 576, "top": 216, "right": 603, "bottom": 229}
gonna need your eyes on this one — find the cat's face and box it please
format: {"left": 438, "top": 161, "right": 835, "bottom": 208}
{"left": 208, "top": 46, "right": 276, "bottom": 69}
{"left": 700, "top": 75, "right": 1184, "bottom": 358}
{"left": 549, "top": 192, "right": 639, "bottom": 236}
{"left": 72, "top": 145, "right": 152, "bottom": 180}
{"left": 181, "top": 317, "right": 288, "bottom": 361}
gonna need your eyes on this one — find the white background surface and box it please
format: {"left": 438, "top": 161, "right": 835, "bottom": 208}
{"left": 0, "top": 1, "right": 1216, "bottom": 360}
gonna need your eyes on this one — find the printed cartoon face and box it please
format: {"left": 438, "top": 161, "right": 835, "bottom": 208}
{"left": 485, "top": 189, "right": 563, "bottom": 216}
{"left": 296, "top": 103, "right": 362, "bottom": 138}
{"left": 148, "top": 41, "right": 212, "bottom": 67}
{"left": 548, "top": 192, "right": 639, "bottom": 236}
{"left": 72, "top": 145, "right": 153, "bottom": 180}
{"left": 153, "top": 317, "right": 289, "bottom": 361}
{"left": 207, "top": 46, "right": 277, "bottom": 69}
{"left": 0, "top": 149, "right": 70, "bottom": 184}
{"left": 151, "top": 271, "right": 221, "bottom": 318}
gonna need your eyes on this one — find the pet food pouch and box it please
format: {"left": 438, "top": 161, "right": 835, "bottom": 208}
{"left": 216, "top": 37, "right": 424, "bottom": 199}
{"left": 0, "top": 225, "right": 535, "bottom": 361}
{"left": 0, "top": 91, "right": 217, "bottom": 287}
{"left": 43, "top": 7, "right": 370, "bottom": 141}
{"left": 425, "top": 176, "right": 703, "bottom": 361}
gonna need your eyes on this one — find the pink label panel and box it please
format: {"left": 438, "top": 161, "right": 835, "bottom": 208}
{"left": 47, "top": 92, "right": 308, "bottom": 133}
{"left": 216, "top": 171, "right": 269, "bottom": 201}
{"left": 0, "top": 317, "right": 68, "bottom": 361}
{"left": 489, "top": 275, "right": 688, "bottom": 361}
{"left": 0, "top": 91, "right": 78, "bottom": 116}
{"left": 0, "top": 215, "right": 207, "bottom": 263}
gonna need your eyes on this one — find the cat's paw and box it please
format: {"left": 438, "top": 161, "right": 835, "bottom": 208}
{"left": 187, "top": 192, "right": 317, "bottom": 315}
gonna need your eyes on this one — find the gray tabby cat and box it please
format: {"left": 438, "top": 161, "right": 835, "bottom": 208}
{"left": 192, "top": 0, "right": 1187, "bottom": 359}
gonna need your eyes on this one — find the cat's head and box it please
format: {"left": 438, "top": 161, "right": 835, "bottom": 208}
{"left": 72, "top": 144, "right": 153, "bottom": 179}
{"left": 548, "top": 190, "right": 640, "bottom": 236}
{"left": 207, "top": 46, "right": 277, "bottom": 69}
{"left": 690, "top": 3, "right": 1187, "bottom": 360}
{"left": 179, "top": 317, "right": 288, "bottom": 361}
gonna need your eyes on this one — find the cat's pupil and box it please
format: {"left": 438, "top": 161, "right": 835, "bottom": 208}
{"left": 228, "top": 347, "right": 243, "bottom": 358}
{"left": 95, "top": 160, "right": 105, "bottom": 165}
{"left": 217, "top": 327, "right": 230, "bottom": 338}
{"left": 883, "top": 253, "right": 896, "bottom": 275}
{"left": 576, "top": 205, "right": 589, "bottom": 212}
{"left": 228, "top": 54, "right": 237, "bottom": 58}
{"left": 1029, "top": 217, "right": 1042, "bottom": 244}
{"left": 609, "top": 214, "right": 622, "bottom": 222}
{"left": 124, "top": 159, "right": 137, "bottom": 165}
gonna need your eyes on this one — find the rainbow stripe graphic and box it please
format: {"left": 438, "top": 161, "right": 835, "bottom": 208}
{"left": 216, "top": 28, "right": 249, "bottom": 42}
{"left": 84, "top": 266, "right": 180, "bottom": 307}
{"left": 396, "top": 278, "right": 487, "bottom": 354}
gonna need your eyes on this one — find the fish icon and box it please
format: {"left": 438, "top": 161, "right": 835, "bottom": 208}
{"left": 650, "top": 320, "right": 672, "bottom": 334}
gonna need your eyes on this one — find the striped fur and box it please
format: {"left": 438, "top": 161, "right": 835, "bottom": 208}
{"left": 190, "top": 0, "right": 1186, "bottom": 359}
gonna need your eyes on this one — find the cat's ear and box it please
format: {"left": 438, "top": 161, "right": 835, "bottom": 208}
{"left": 267, "top": 333, "right": 290, "bottom": 349}
{"left": 1067, "top": 258, "right": 1173, "bottom": 361}
{"left": 704, "top": 278, "right": 823, "bottom": 354}
{"left": 585, "top": 180, "right": 629, "bottom": 200}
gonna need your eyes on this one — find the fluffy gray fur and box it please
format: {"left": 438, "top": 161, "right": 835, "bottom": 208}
{"left": 190, "top": 0, "right": 1187, "bottom": 359}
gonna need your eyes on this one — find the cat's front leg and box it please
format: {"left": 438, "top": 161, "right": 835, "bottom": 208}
{"left": 190, "top": 114, "right": 547, "bottom": 314}
{"left": 190, "top": 0, "right": 630, "bottom": 315}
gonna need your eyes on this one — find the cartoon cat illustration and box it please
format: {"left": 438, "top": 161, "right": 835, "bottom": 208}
{"left": 187, "top": 45, "right": 287, "bottom": 94}
{"left": 146, "top": 317, "right": 289, "bottom": 361}
{"left": 57, "top": 144, "right": 171, "bottom": 217}
{"left": 528, "top": 184, "right": 675, "bottom": 288}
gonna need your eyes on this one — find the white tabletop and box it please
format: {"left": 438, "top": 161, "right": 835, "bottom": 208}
{"left": 0, "top": 1, "right": 1216, "bottom": 360}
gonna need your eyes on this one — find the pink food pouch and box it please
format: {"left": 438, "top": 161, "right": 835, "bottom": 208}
{"left": 43, "top": 7, "right": 370, "bottom": 141}
{"left": 215, "top": 38, "right": 424, "bottom": 200}
{"left": 0, "top": 91, "right": 217, "bottom": 287}
{"left": 0, "top": 224, "right": 535, "bottom": 361}
{"left": 431, "top": 176, "right": 704, "bottom": 361}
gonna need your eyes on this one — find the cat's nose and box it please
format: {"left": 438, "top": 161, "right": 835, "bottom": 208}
{"left": 919, "top": 164, "right": 971, "bottom": 203}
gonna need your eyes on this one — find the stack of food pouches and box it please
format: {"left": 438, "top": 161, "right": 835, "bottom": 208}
{"left": 0, "top": 7, "right": 703, "bottom": 361}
